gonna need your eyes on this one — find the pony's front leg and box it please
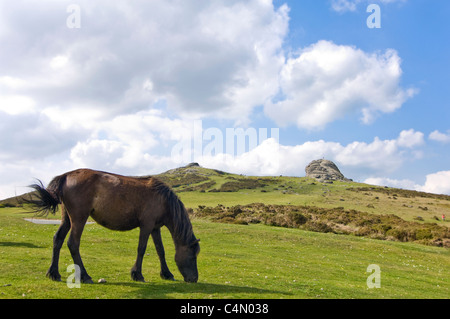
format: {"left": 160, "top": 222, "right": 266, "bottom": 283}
{"left": 131, "top": 227, "right": 151, "bottom": 282}
{"left": 151, "top": 228, "right": 174, "bottom": 281}
{"left": 47, "top": 212, "right": 71, "bottom": 281}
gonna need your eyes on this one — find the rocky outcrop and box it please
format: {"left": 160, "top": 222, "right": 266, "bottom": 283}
{"left": 305, "top": 159, "right": 351, "bottom": 183}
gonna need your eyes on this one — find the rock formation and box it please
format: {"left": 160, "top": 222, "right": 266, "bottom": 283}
{"left": 305, "top": 159, "right": 351, "bottom": 183}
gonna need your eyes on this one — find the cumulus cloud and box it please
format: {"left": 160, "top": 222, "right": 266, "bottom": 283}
{"left": 365, "top": 171, "right": 450, "bottom": 195}
{"left": 0, "top": 0, "right": 291, "bottom": 198}
{"left": 0, "top": 122, "right": 427, "bottom": 199}
{"left": 0, "top": 101, "right": 197, "bottom": 198}
{"left": 265, "top": 41, "right": 416, "bottom": 129}
{"left": 0, "top": 110, "right": 85, "bottom": 162}
{"left": 69, "top": 109, "right": 193, "bottom": 173}
{"left": 364, "top": 177, "right": 421, "bottom": 191}
{"left": 429, "top": 130, "right": 450, "bottom": 143}
{"left": 195, "top": 129, "right": 424, "bottom": 179}
{"left": 0, "top": 1, "right": 419, "bottom": 199}
{"left": 397, "top": 129, "right": 424, "bottom": 148}
{"left": 420, "top": 171, "right": 450, "bottom": 195}
{"left": 0, "top": 2, "right": 413, "bottom": 130}
{"left": 0, "top": 0, "right": 289, "bottom": 123}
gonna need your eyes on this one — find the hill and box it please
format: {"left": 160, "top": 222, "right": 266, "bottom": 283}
{"left": 3, "top": 163, "right": 449, "bottom": 247}
{"left": 0, "top": 163, "right": 449, "bottom": 299}
{"left": 154, "top": 163, "right": 450, "bottom": 247}
{"left": 154, "top": 163, "right": 450, "bottom": 222}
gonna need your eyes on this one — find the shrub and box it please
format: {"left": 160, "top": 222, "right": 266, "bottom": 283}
{"left": 305, "top": 221, "right": 334, "bottom": 233}
{"left": 355, "top": 226, "right": 372, "bottom": 237}
{"left": 288, "top": 211, "right": 308, "bottom": 226}
{"left": 193, "top": 203, "right": 449, "bottom": 247}
{"left": 386, "top": 229, "right": 408, "bottom": 241}
{"left": 373, "top": 224, "right": 392, "bottom": 234}
{"left": 415, "top": 228, "right": 433, "bottom": 240}
{"left": 0, "top": 203, "right": 17, "bottom": 208}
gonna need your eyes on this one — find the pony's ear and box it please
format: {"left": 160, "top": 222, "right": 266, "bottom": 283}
{"left": 191, "top": 238, "right": 200, "bottom": 246}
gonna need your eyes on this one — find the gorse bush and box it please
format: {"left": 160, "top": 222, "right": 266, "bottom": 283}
{"left": 193, "top": 203, "right": 450, "bottom": 248}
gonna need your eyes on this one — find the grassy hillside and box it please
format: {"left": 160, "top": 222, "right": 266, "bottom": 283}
{"left": 3, "top": 163, "right": 449, "bottom": 245}
{"left": 1, "top": 164, "right": 449, "bottom": 299}
{"left": 155, "top": 164, "right": 450, "bottom": 226}
{"left": 154, "top": 164, "right": 450, "bottom": 243}
{"left": 4, "top": 163, "right": 450, "bottom": 227}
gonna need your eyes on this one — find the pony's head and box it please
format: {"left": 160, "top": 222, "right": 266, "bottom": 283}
{"left": 175, "top": 238, "right": 200, "bottom": 283}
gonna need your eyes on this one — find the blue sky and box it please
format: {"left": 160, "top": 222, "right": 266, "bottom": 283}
{"left": 0, "top": 0, "right": 449, "bottom": 198}
{"left": 274, "top": 0, "right": 450, "bottom": 183}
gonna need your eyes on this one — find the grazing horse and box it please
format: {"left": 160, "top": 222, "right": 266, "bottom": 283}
{"left": 27, "top": 169, "right": 200, "bottom": 283}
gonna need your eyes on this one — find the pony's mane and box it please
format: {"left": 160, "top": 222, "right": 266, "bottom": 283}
{"left": 149, "top": 178, "right": 195, "bottom": 245}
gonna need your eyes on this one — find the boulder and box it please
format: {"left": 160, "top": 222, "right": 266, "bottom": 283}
{"left": 305, "top": 159, "right": 351, "bottom": 183}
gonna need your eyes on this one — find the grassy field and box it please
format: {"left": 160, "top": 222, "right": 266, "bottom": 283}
{"left": 0, "top": 206, "right": 448, "bottom": 299}
{"left": 1, "top": 165, "right": 449, "bottom": 299}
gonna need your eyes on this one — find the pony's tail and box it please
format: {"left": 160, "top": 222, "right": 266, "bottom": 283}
{"left": 23, "top": 175, "right": 66, "bottom": 217}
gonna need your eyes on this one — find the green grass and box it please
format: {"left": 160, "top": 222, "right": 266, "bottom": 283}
{"left": 1, "top": 207, "right": 448, "bottom": 299}
{"left": 1, "top": 165, "right": 449, "bottom": 299}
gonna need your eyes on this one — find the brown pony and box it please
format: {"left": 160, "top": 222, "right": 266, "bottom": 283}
{"left": 27, "top": 168, "right": 200, "bottom": 283}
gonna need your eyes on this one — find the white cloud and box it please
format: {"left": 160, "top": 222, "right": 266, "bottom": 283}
{"left": 364, "top": 177, "right": 421, "bottom": 190}
{"left": 397, "top": 129, "right": 424, "bottom": 148}
{"left": 0, "top": 0, "right": 290, "bottom": 198}
{"left": 65, "top": 124, "right": 425, "bottom": 185}
{"left": 420, "top": 171, "right": 450, "bottom": 195}
{"left": 68, "top": 109, "right": 195, "bottom": 173}
{"left": 265, "top": 40, "right": 416, "bottom": 129}
{"left": 0, "top": 1, "right": 422, "bottom": 199}
{"left": 196, "top": 129, "right": 424, "bottom": 179}
{"left": 50, "top": 55, "right": 69, "bottom": 69}
{"left": 0, "top": 0, "right": 289, "bottom": 123}
{"left": 366, "top": 171, "right": 450, "bottom": 195}
{"left": 0, "top": 122, "right": 427, "bottom": 199}
{"left": 0, "top": 2, "right": 413, "bottom": 129}
{"left": 332, "top": 0, "right": 362, "bottom": 12}
{"left": 0, "top": 110, "right": 84, "bottom": 162}
{"left": 429, "top": 130, "right": 450, "bottom": 143}
{"left": 331, "top": 0, "right": 407, "bottom": 12}
{"left": 70, "top": 139, "right": 126, "bottom": 169}
{"left": 0, "top": 95, "right": 36, "bottom": 115}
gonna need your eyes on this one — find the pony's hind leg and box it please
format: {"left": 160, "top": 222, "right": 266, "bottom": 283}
{"left": 67, "top": 214, "right": 93, "bottom": 284}
{"left": 46, "top": 207, "right": 71, "bottom": 281}
{"left": 151, "top": 228, "right": 174, "bottom": 280}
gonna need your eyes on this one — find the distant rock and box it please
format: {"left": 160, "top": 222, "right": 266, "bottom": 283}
{"left": 305, "top": 159, "right": 351, "bottom": 183}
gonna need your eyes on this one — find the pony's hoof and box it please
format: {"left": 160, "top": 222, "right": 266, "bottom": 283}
{"left": 162, "top": 275, "right": 175, "bottom": 281}
{"left": 131, "top": 270, "right": 145, "bottom": 282}
{"left": 160, "top": 273, "right": 175, "bottom": 281}
{"left": 46, "top": 271, "right": 62, "bottom": 282}
{"left": 132, "top": 276, "right": 146, "bottom": 283}
{"left": 81, "top": 277, "right": 94, "bottom": 284}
